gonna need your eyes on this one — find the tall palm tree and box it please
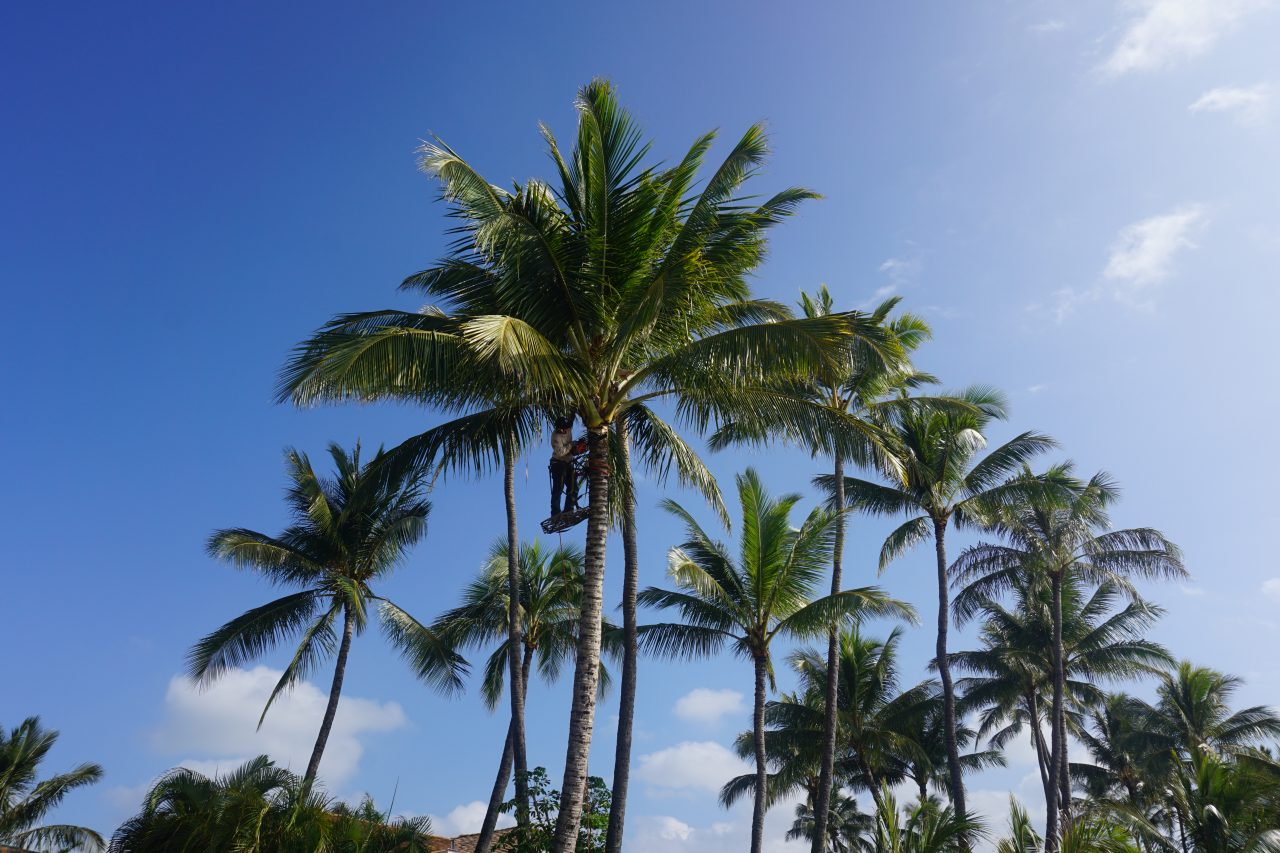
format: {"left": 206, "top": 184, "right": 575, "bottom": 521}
{"left": 709, "top": 286, "right": 934, "bottom": 851}
{"left": 188, "top": 443, "right": 464, "bottom": 784}
{"left": 278, "top": 80, "right": 889, "bottom": 851}
{"left": 953, "top": 577, "right": 1174, "bottom": 841}
{"left": 433, "top": 539, "right": 618, "bottom": 851}
{"left": 818, "top": 389, "right": 1057, "bottom": 816}
{"left": 950, "top": 468, "right": 1184, "bottom": 847}
{"left": 871, "top": 787, "right": 987, "bottom": 853}
{"left": 0, "top": 717, "right": 103, "bottom": 852}
{"left": 638, "top": 469, "right": 914, "bottom": 853}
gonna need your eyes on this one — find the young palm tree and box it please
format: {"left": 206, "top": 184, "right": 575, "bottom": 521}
{"left": 709, "top": 286, "right": 935, "bottom": 850}
{"left": 0, "top": 717, "right": 103, "bottom": 852}
{"left": 950, "top": 468, "right": 1185, "bottom": 847}
{"left": 278, "top": 80, "right": 890, "bottom": 850}
{"left": 432, "top": 539, "right": 619, "bottom": 851}
{"left": 188, "top": 443, "right": 463, "bottom": 784}
{"left": 108, "top": 755, "right": 434, "bottom": 853}
{"left": 817, "top": 389, "right": 1057, "bottom": 816}
{"left": 994, "top": 798, "right": 1040, "bottom": 853}
{"left": 638, "top": 469, "right": 914, "bottom": 853}
{"left": 871, "top": 787, "right": 987, "bottom": 853}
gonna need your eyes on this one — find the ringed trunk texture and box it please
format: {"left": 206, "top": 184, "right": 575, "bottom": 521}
{"left": 605, "top": 421, "right": 638, "bottom": 853}
{"left": 475, "top": 646, "right": 535, "bottom": 853}
{"left": 1052, "top": 573, "right": 1071, "bottom": 830}
{"left": 751, "top": 653, "right": 769, "bottom": 853}
{"left": 551, "top": 426, "right": 610, "bottom": 853}
{"left": 1044, "top": 573, "right": 1064, "bottom": 851}
{"left": 811, "top": 452, "right": 845, "bottom": 853}
{"left": 503, "top": 441, "right": 530, "bottom": 826}
{"left": 932, "top": 518, "right": 967, "bottom": 820}
{"left": 305, "top": 605, "right": 354, "bottom": 784}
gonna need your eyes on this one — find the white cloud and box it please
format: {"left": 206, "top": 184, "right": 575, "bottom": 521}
{"left": 1189, "top": 84, "right": 1271, "bottom": 124}
{"left": 1180, "top": 584, "right": 1207, "bottom": 596}
{"left": 428, "top": 801, "right": 515, "bottom": 837}
{"left": 628, "top": 801, "right": 807, "bottom": 853}
{"left": 1101, "top": 0, "right": 1271, "bottom": 76}
{"left": 874, "top": 256, "right": 922, "bottom": 300}
{"left": 635, "top": 741, "right": 751, "bottom": 794}
{"left": 1262, "top": 578, "right": 1280, "bottom": 600}
{"left": 1027, "top": 384, "right": 1048, "bottom": 394}
{"left": 673, "top": 688, "right": 746, "bottom": 725}
{"left": 153, "top": 666, "right": 406, "bottom": 787}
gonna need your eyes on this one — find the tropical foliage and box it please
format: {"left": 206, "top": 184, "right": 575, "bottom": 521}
{"left": 0, "top": 718, "right": 103, "bottom": 852}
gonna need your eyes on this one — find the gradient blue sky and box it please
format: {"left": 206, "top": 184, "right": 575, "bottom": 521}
{"left": 4, "top": 1, "right": 1279, "bottom": 849}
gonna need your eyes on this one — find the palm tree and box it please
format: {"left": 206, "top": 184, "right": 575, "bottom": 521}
{"left": 871, "top": 787, "right": 987, "bottom": 853}
{"left": 1146, "top": 662, "right": 1280, "bottom": 760}
{"left": 787, "top": 792, "right": 875, "bottom": 853}
{"left": 433, "top": 539, "right": 618, "bottom": 850}
{"left": 892, "top": 699, "right": 1006, "bottom": 807}
{"left": 709, "top": 286, "right": 934, "bottom": 850}
{"left": 638, "top": 469, "right": 914, "bottom": 853}
{"left": 994, "top": 798, "right": 1040, "bottom": 853}
{"left": 188, "top": 443, "right": 464, "bottom": 784}
{"left": 951, "top": 468, "right": 1185, "bottom": 847}
{"left": 108, "top": 755, "right": 434, "bottom": 852}
{"left": 953, "top": 577, "right": 1174, "bottom": 841}
{"left": 0, "top": 717, "right": 103, "bottom": 852}
{"left": 277, "top": 80, "right": 890, "bottom": 851}
{"left": 818, "top": 388, "right": 1058, "bottom": 816}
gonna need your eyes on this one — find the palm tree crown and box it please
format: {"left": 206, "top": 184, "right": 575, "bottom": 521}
{"left": 189, "top": 442, "right": 463, "bottom": 783}
{"left": 0, "top": 717, "right": 104, "bottom": 852}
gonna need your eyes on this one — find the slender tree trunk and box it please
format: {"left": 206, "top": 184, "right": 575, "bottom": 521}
{"left": 1045, "top": 574, "right": 1065, "bottom": 851}
{"left": 751, "top": 653, "right": 769, "bottom": 853}
{"left": 1054, "top": 576, "right": 1071, "bottom": 828}
{"left": 1028, "top": 692, "right": 1054, "bottom": 812}
{"left": 551, "top": 426, "right": 610, "bottom": 853}
{"left": 503, "top": 439, "right": 530, "bottom": 826}
{"left": 931, "top": 518, "right": 967, "bottom": 819}
{"left": 305, "top": 605, "right": 354, "bottom": 785}
{"left": 812, "top": 452, "right": 845, "bottom": 853}
{"left": 605, "top": 420, "right": 638, "bottom": 853}
{"left": 858, "top": 751, "right": 886, "bottom": 816}
{"left": 476, "top": 646, "right": 536, "bottom": 853}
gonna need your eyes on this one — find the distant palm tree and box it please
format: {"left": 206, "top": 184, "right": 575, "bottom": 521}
{"left": 188, "top": 443, "right": 464, "bottom": 784}
{"left": 433, "top": 539, "right": 619, "bottom": 849}
{"left": 0, "top": 717, "right": 103, "bottom": 852}
{"left": 953, "top": 577, "right": 1174, "bottom": 837}
{"left": 950, "top": 466, "right": 1184, "bottom": 846}
{"left": 818, "top": 388, "right": 1058, "bottom": 816}
{"left": 710, "top": 286, "right": 934, "bottom": 850}
{"left": 787, "top": 792, "right": 875, "bottom": 853}
{"left": 638, "top": 469, "right": 914, "bottom": 853}
{"left": 108, "top": 755, "right": 433, "bottom": 852}
{"left": 1147, "top": 662, "right": 1280, "bottom": 759}
{"left": 278, "top": 80, "right": 889, "bottom": 852}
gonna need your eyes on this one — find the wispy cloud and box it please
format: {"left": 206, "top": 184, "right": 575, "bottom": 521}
{"left": 1262, "top": 578, "right": 1280, "bottom": 601}
{"left": 1052, "top": 205, "right": 1207, "bottom": 320}
{"left": 1030, "top": 19, "right": 1067, "bottom": 34}
{"left": 1101, "top": 0, "right": 1271, "bottom": 76}
{"left": 1027, "top": 383, "right": 1048, "bottom": 394}
{"left": 1189, "top": 84, "right": 1271, "bottom": 125}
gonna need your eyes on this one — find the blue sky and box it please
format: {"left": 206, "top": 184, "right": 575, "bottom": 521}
{"left": 3, "top": 1, "right": 1279, "bottom": 848}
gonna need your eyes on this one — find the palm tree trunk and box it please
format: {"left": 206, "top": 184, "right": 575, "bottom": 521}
{"left": 605, "top": 420, "right": 638, "bottom": 853}
{"left": 476, "top": 645, "right": 536, "bottom": 853}
{"left": 1028, "top": 691, "right": 1055, "bottom": 818}
{"left": 305, "top": 605, "right": 354, "bottom": 785}
{"left": 751, "top": 653, "right": 769, "bottom": 853}
{"left": 502, "top": 438, "right": 530, "bottom": 827}
{"left": 1045, "top": 573, "right": 1066, "bottom": 852}
{"left": 812, "top": 451, "right": 845, "bottom": 853}
{"left": 858, "top": 751, "right": 886, "bottom": 816}
{"left": 551, "top": 426, "right": 610, "bottom": 853}
{"left": 931, "top": 518, "right": 966, "bottom": 819}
